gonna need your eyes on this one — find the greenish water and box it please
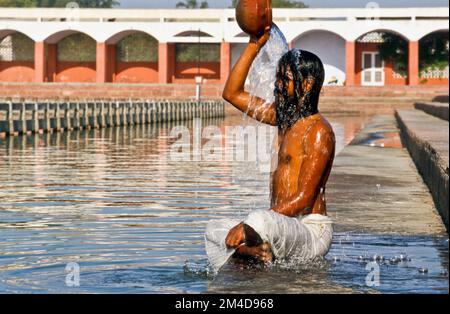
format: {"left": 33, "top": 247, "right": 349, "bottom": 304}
{"left": 0, "top": 114, "right": 448, "bottom": 293}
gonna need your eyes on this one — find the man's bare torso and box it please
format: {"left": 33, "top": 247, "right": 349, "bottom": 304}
{"left": 222, "top": 33, "right": 336, "bottom": 261}
{"left": 271, "top": 113, "right": 335, "bottom": 216}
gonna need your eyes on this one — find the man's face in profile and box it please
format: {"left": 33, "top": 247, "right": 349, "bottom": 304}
{"left": 274, "top": 67, "right": 295, "bottom": 104}
{"left": 275, "top": 66, "right": 315, "bottom": 109}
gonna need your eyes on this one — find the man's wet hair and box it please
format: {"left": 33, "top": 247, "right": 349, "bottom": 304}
{"left": 274, "top": 49, "right": 325, "bottom": 130}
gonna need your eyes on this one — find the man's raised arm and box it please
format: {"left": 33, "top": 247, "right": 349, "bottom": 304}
{"left": 222, "top": 26, "right": 277, "bottom": 126}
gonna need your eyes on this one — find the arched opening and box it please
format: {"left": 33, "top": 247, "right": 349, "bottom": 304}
{"left": 231, "top": 43, "right": 245, "bottom": 68}
{"left": 44, "top": 31, "right": 97, "bottom": 83}
{"left": 355, "top": 31, "right": 408, "bottom": 86}
{"left": 419, "top": 30, "right": 449, "bottom": 85}
{"left": 174, "top": 31, "right": 213, "bottom": 38}
{"left": 292, "top": 30, "right": 346, "bottom": 86}
{"left": 231, "top": 33, "right": 250, "bottom": 65}
{"left": 113, "top": 32, "right": 159, "bottom": 83}
{"left": 234, "top": 32, "right": 249, "bottom": 38}
{"left": 174, "top": 42, "right": 221, "bottom": 83}
{"left": 0, "top": 31, "right": 35, "bottom": 82}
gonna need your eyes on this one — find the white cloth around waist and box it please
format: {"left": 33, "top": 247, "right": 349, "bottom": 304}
{"left": 204, "top": 209, "right": 333, "bottom": 272}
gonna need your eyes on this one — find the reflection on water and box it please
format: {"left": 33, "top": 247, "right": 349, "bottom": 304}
{"left": 0, "top": 114, "right": 447, "bottom": 293}
{"left": 349, "top": 115, "right": 403, "bottom": 149}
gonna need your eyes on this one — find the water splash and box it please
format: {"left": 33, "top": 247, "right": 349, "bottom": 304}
{"left": 183, "top": 259, "right": 215, "bottom": 279}
{"left": 246, "top": 24, "right": 289, "bottom": 105}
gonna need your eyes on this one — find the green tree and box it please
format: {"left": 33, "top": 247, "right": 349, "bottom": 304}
{"left": 378, "top": 32, "right": 449, "bottom": 74}
{"left": 36, "top": 0, "right": 120, "bottom": 7}
{"left": 231, "top": 0, "right": 308, "bottom": 8}
{"left": 378, "top": 33, "right": 408, "bottom": 74}
{"left": 0, "top": 0, "right": 119, "bottom": 7}
{"left": 176, "top": 0, "right": 209, "bottom": 9}
{"left": 0, "top": 0, "right": 35, "bottom": 6}
{"left": 420, "top": 31, "right": 449, "bottom": 71}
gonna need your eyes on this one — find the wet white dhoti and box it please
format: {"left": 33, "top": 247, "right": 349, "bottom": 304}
{"left": 205, "top": 209, "right": 333, "bottom": 272}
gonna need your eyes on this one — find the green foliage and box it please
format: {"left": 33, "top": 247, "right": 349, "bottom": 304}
{"left": 420, "top": 31, "right": 449, "bottom": 71}
{"left": 231, "top": 0, "right": 308, "bottom": 8}
{"left": 176, "top": 43, "right": 220, "bottom": 62}
{"left": 0, "top": 32, "right": 34, "bottom": 61}
{"left": 0, "top": 0, "right": 35, "bottom": 6}
{"left": 378, "top": 31, "right": 449, "bottom": 74}
{"left": 117, "top": 33, "right": 158, "bottom": 62}
{"left": 0, "top": 0, "right": 119, "bottom": 7}
{"left": 176, "top": 0, "right": 208, "bottom": 9}
{"left": 378, "top": 33, "right": 408, "bottom": 74}
{"left": 57, "top": 33, "right": 96, "bottom": 62}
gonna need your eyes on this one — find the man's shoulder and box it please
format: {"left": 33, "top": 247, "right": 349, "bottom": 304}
{"left": 308, "top": 114, "right": 335, "bottom": 139}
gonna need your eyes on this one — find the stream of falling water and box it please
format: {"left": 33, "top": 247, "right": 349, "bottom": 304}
{"left": 246, "top": 24, "right": 289, "bottom": 104}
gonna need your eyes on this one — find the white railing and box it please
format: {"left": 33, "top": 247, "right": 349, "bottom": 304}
{"left": 421, "top": 66, "right": 449, "bottom": 79}
{"left": 0, "top": 7, "right": 448, "bottom": 23}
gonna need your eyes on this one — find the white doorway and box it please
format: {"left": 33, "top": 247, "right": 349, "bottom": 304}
{"left": 361, "top": 52, "right": 385, "bottom": 86}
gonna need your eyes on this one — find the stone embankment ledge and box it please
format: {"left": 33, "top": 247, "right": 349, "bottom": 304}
{"left": 395, "top": 108, "right": 449, "bottom": 232}
{"left": 327, "top": 115, "right": 446, "bottom": 236}
{"left": 0, "top": 100, "right": 225, "bottom": 137}
{"left": 414, "top": 102, "right": 449, "bottom": 121}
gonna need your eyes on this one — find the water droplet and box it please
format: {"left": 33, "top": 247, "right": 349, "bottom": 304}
{"left": 389, "top": 257, "right": 400, "bottom": 265}
{"left": 373, "top": 254, "right": 384, "bottom": 262}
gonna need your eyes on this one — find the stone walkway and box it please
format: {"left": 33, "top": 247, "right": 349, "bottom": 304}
{"left": 414, "top": 102, "right": 449, "bottom": 121}
{"left": 327, "top": 114, "right": 447, "bottom": 236}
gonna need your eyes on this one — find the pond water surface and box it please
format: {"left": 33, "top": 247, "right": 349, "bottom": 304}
{"left": 0, "top": 114, "right": 448, "bottom": 293}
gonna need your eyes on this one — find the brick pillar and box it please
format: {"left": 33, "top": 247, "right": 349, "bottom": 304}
{"left": 47, "top": 44, "right": 57, "bottom": 82}
{"left": 107, "top": 44, "right": 116, "bottom": 83}
{"left": 96, "top": 42, "right": 108, "bottom": 83}
{"left": 34, "top": 41, "right": 46, "bottom": 83}
{"left": 158, "top": 43, "right": 174, "bottom": 84}
{"left": 345, "top": 41, "right": 356, "bottom": 86}
{"left": 408, "top": 41, "right": 420, "bottom": 86}
{"left": 220, "top": 42, "right": 231, "bottom": 84}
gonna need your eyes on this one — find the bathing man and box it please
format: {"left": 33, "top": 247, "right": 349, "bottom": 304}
{"left": 221, "top": 27, "right": 336, "bottom": 264}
